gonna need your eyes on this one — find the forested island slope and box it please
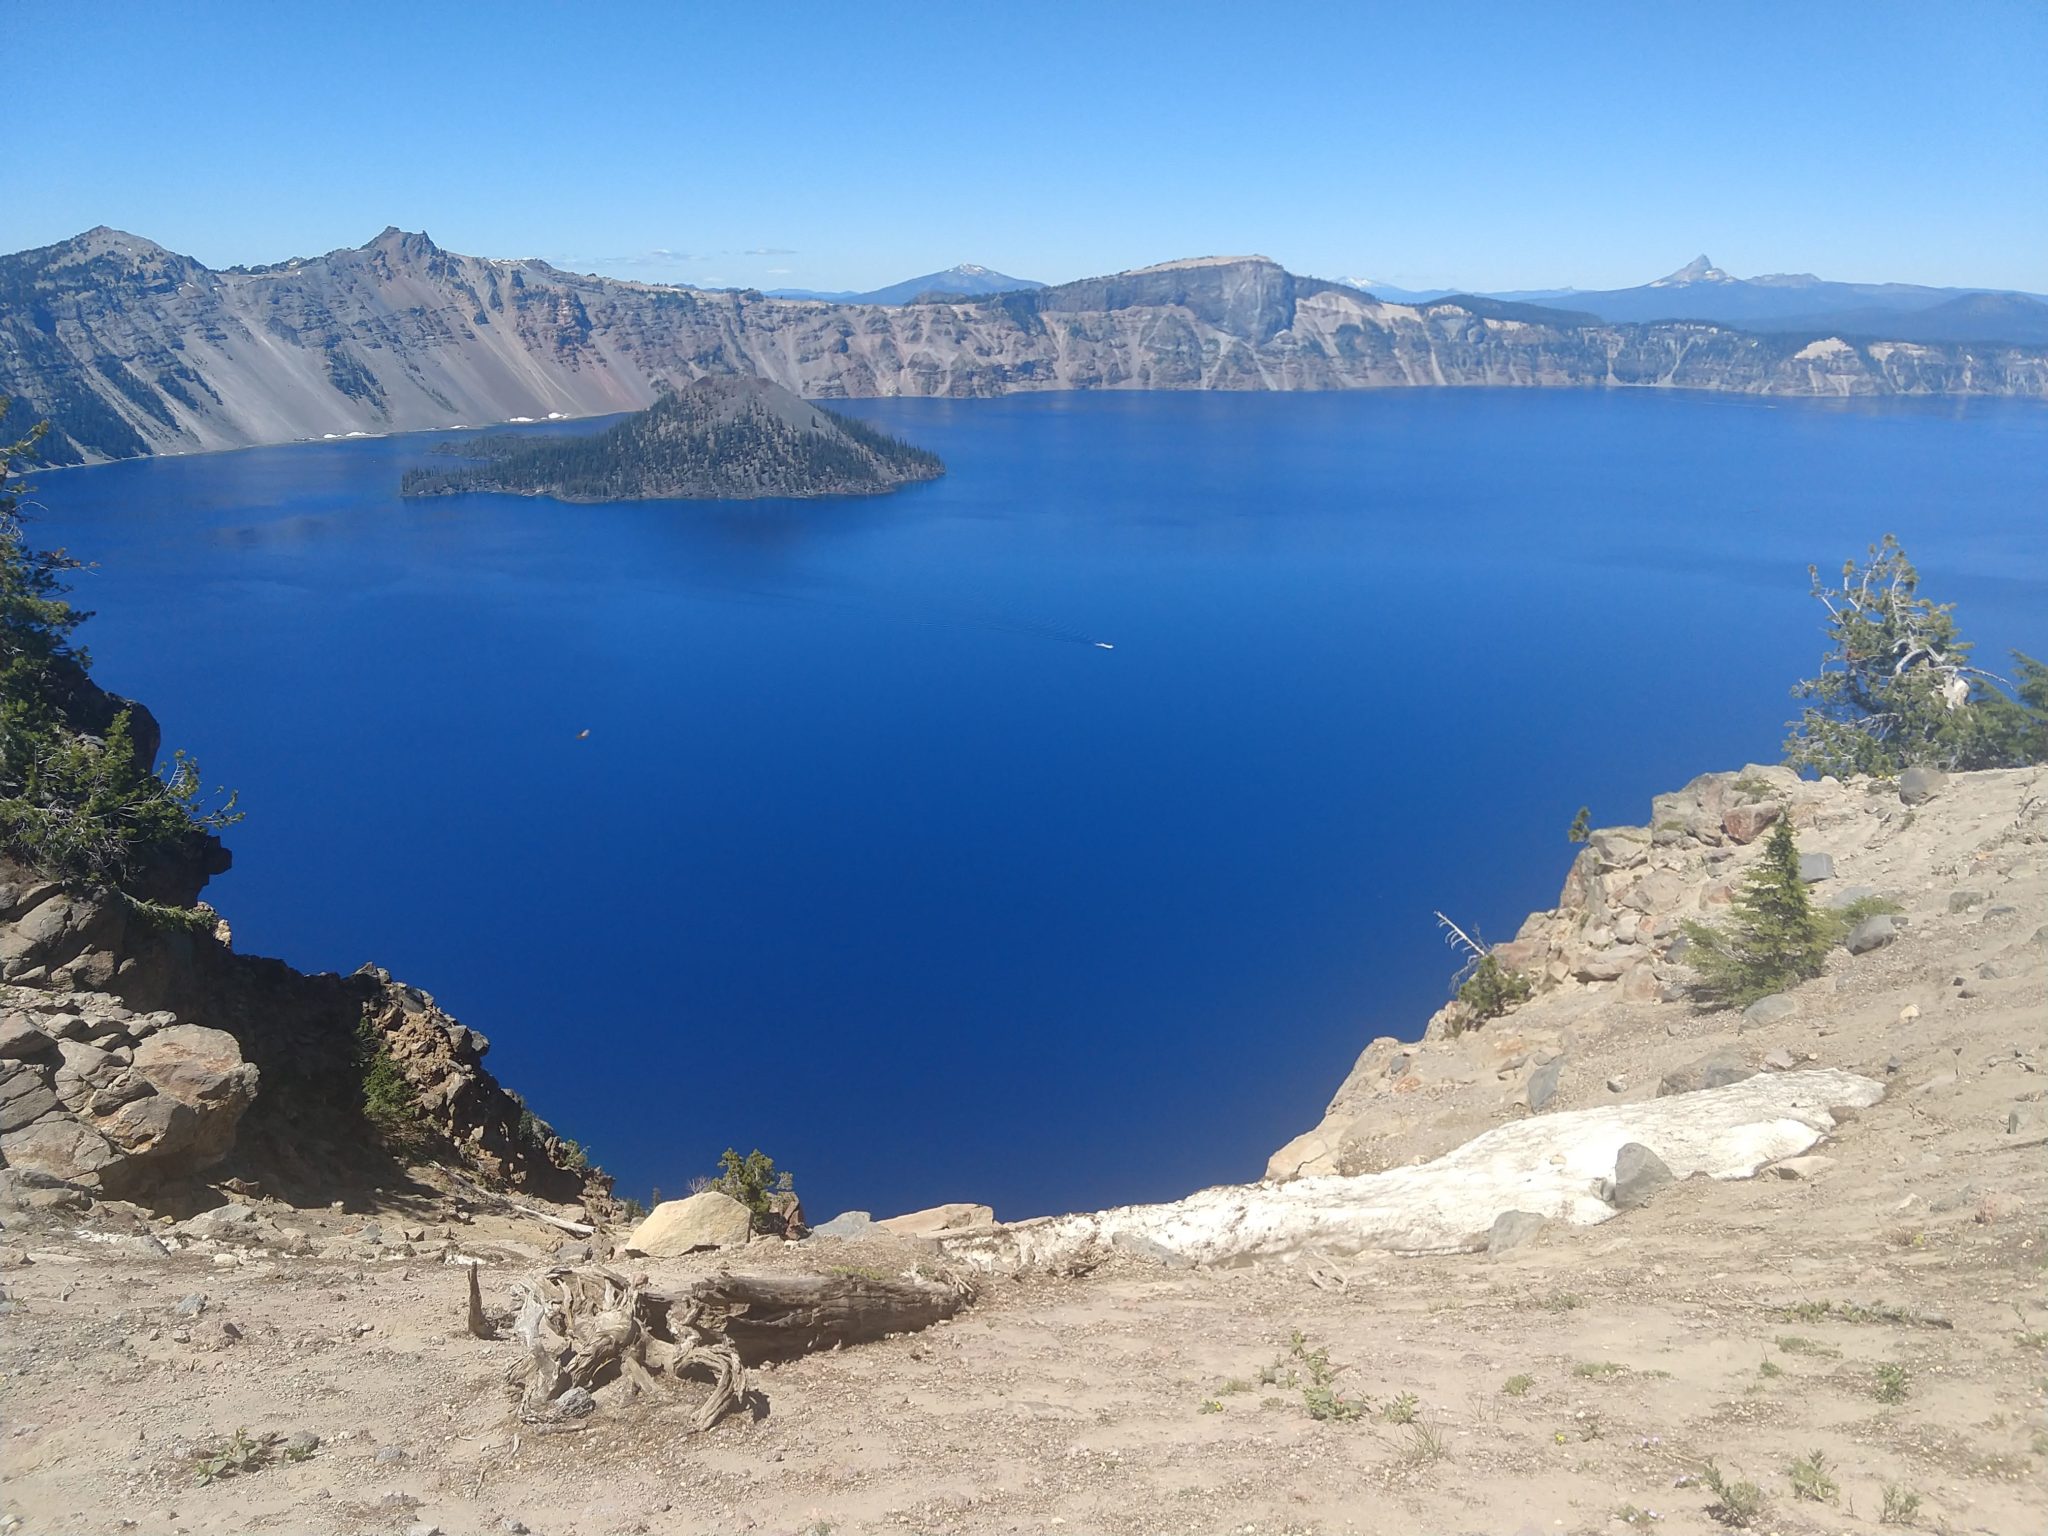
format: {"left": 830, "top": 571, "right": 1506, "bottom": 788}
{"left": 6, "top": 228, "right": 2047, "bottom": 464}
{"left": 400, "top": 375, "right": 941, "bottom": 501}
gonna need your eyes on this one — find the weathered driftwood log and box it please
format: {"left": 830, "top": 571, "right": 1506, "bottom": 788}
{"left": 649, "top": 1269, "right": 974, "bottom": 1364}
{"left": 506, "top": 1265, "right": 747, "bottom": 1432}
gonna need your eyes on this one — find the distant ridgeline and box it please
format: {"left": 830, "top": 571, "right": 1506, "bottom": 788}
{"left": 400, "top": 376, "right": 943, "bottom": 502}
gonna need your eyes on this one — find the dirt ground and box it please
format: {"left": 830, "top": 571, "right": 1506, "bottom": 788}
{"left": 2, "top": 768, "right": 2043, "bottom": 1536}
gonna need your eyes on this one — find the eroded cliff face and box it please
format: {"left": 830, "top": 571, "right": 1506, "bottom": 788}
{"left": 6, "top": 231, "right": 2044, "bottom": 464}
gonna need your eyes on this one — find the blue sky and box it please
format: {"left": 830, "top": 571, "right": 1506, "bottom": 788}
{"left": 8, "top": 0, "right": 2045, "bottom": 293}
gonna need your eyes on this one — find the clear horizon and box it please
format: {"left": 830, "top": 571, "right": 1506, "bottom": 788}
{"left": 8, "top": 0, "right": 2045, "bottom": 295}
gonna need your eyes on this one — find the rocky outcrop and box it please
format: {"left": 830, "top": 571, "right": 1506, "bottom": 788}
{"left": 0, "top": 988, "right": 255, "bottom": 1194}
{"left": 0, "top": 853, "right": 593, "bottom": 1205}
{"left": 1266, "top": 762, "right": 2046, "bottom": 1185}
{"left": 8, "top": 231, "right": 2045, "bottom": 465}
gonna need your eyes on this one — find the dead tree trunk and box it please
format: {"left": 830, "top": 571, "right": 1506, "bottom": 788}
{"left": 650, "top": 1269, "right": 974, "bottom": 1364}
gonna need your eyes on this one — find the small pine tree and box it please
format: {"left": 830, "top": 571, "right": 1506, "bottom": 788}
{"left": 1786, "top": 535, "right": 2047, "bottom": 774}
{"left": 1566, "top": 806, "right": 1591, "bottom": 844}
{"left": 714, "top": 1148, "right": 796, "bottom": 1232}
{"left": 1681, "top": 821, "right": 1834, "bottom": 1006}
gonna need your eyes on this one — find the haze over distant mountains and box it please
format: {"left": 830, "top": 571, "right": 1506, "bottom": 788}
{"left": 3, "top": 227, "right": 2044, "bottom": 465}
{"left": 1343, "top": 256, "right": 2048, "bottom": 345}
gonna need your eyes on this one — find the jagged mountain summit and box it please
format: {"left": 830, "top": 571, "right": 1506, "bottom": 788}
{"left": 771, "top": 262, "right": 1045, "bottom": 305}
{"left": 400, "top": 375, "right": 943, "bottom": 502}
{"left": 4, "top": 227, "right": 2046, "bottom": 465}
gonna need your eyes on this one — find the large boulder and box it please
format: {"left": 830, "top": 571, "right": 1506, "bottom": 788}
{"left": 877, "top": 1202, "right": 996, "bottom": 1236}
{"left": 623, "top": 1191, "right": 753, "bottom": 1256}
{"left": 1898, "top": 764, "right": 1946, "bottom": 805}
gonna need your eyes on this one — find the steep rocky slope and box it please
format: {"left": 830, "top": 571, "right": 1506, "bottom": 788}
{"left": 1270, "top": 761, "right": 2045, "bottom": 1184}
{"left": 6, "top": 228, "right": 2045, "bottom": 464}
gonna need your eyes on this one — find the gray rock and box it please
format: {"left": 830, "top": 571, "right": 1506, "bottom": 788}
{"left": 1797, "top": 852, "right": 1835, "bottom": 883}
{"left": 1486, "top": 1210, "right": 1546, "bottom": 1256}
{"left": 1763, "top": 1048, "right": 1797, "bottom": 1070}
{"left": 1981, "top": 904, "right": 2018, "bottom": 922}
{"left": 373, "top": 1443, "right": 407, "bottom": 1464}
{"left": 173, "top": 1293, "right": 208, "bottom": 1318}
{"left": 1524, "top": 1057, "right": 1564, "bottom": 1113}
{"left": 0, "top": 1018, "right": 57, "bottom": 1060}
{"left": 501, "top": 1523, "right": 531, "bottom": 1535}
{"left": 1846, "top": 914, "right": 1898, "bottom": 954}
{"left": 175, "top": 1204, "right": 256, "bottom": 1240}
{"left": 1742, "top": 994, "right": 1798, "bottom": 1028}
{"left": 1947, "top": 889, "right": 1987, "bottom": 914}
{"left": 1898, "top": 764, "right": 1946, "bottom": 804}
{"left": 548, "top": 1386, "right": 596, "bottom": 1420}
{"left": 1657, "top": 1052, "right": 1754, "bottom": 1097}
{"left": 0, "top": 1065, "right": 60, "bottom": 1134}
{"left": 808, "top": 1210, "right": 876, "bottom": 1240}
{"left": 285, "top": 1431, "right": 320, "bottom": 1459}
{"left": 1612, "top": 1143, "right": 1676, "bottom": 1210}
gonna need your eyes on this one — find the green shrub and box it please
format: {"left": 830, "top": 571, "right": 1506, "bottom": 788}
{"left": 353, "top": 1021, "right": 429, "bottom": 1155}
{"left": 0, "top": 410, "right": 240, "bottom": 893}
{"left": 1566, "top": 806, "right": 1591, "bottom": 843}
{"left": 1700, "top": 1460, "right": 1765, "bottom": 1527}
{"left": 714, "top": 1147, "right": 797, "bottom": 1232}
{"left": 1786, "top": 534, "right": 2047, "bottom": 774}
{"left": 1682, "top": 821, "right": 1834, "bottom": 1005}
{"left": 1879, "top": 1484, "right": 1921, "bottom": 1525}
{"left": 1787, "top": 1450, "right": 1838, "bottom": 1502}
{"left": 1458, "top": 953, "right": 1533, "bottom": 1021}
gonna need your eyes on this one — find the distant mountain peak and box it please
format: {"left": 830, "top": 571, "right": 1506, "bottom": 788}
{"left": 1652, "top": 255, "right": 1737, "bottom": 287}
{"left": 948, "top": 263, "right": 993, "bottom": 276}
{"left": 364, "top": 227, "right": 443, "bottom": 259}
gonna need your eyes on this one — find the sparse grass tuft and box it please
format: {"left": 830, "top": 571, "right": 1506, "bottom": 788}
{"left": 1879, "top": 1484, "right": 1921, "bottom": 1525}
{"left": 1700, "top": 1460, "right": 1765, "bottom": 1528}
{"left": 1874, "top": 1363, "right": 1912, "bottom": 1404}
{"left": 1539, "top": 1290, "right": 1586, "bottom": 1312}
{"left": 1786, "top": 1450, "right": 1838, "bottom": 1503}
{"left": 1757, "top": 1358, "right": 1783, "bottom": 1379}
{"left": 193, "top": 1428, "right": 280, "bottom": 1486}
{"left": 1572, "top": 1359, "right": 1625, "bottom": 1378}
{"left": 1503, "top": 1373, "right": 1535, "bottom": 1397}
{"left": 1198, "top": 1398, "right": 1223, "bottom": 1414}
{"left": 1216, "top": 1377, "right": 1250, "bottom": 1395}
{"left": 1774, "top": 1334, "right": 1839, "bottom": 1357}
{"left": 1402, "top": 1423, "right": 1448, "bottom": 1464}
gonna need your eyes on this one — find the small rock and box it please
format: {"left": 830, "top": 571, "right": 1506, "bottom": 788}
{"left": 1797, "top": 851, "right": 1835, "bottom": 883}
{"left": 1606, "top": 1075, "right": 1627, "bottom": 1093}
{"left": 548, "top": 1386, "right": 597, "bottom": 1420}
{"left": 374, "top": 1444, "right": 406, "bottom": 1464}
{"left": 1770, "top": 1155, "right": 1835, "bottom": 1180}
{"left": 1612, "top": 1143, "right": 1675, "bottom": 1210}
{"left": 1846, "top": 914, "right": 1898, "bottom": 954}
{"left": 1722, "top": 802, "right": 1782, "bottom": 844}
{"left": 1898, "top": 764, "right": 1947, "bottom": 804}
{"left": 173, "top": 1293, "right": 207, "bottom": 1318}
{"left": 1885, "top": 1054, "right": 1904, "bottom": 1074}
{"left": 286, "top": 1431, "right": 320, "bottom": 1458}
{"left": 405, "top": 1524, "right": 443, "bottom": 1536}
{"left": 1763, "top": 1048, "right": 1796, "bottom": 1070}
{"left": 1486, "top": 1210, "right": 1546, "bottom": 1256}
{"left": 1657, "top": 1052, "right": 1753, "bottom": 1097}
{"left": 1897, "top": 1004, "right": 1921, "bottom": 1023}
{"left": 1742, "top": 994, "right": 1798, "bottom": 1028}
{"left": 1981, "top": 904, "right": 2018, "bottom": 922}
{"left": 1947, "top": 889, "right": 1987, "bottom": 914}
{"left": 501, "top": 1522, "right": 531, "bottom": 1535}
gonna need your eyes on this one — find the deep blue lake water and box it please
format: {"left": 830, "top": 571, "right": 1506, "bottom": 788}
{"left": 26, "top": 390, "right": 2047, "bottom": 1220}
